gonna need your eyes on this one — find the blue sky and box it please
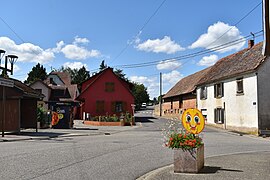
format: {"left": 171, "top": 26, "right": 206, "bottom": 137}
{"left": 0, "top": 0, "right": 263, "bottom": 98}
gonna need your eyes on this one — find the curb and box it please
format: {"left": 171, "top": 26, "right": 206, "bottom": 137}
{"left": 136, "top": 164, "right": 173, "bottom": 180}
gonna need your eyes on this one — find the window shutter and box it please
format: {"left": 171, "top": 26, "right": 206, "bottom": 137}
{"left": 221, "top": 108, "right": 225, "bottom": 123}
{"left": 205, "top": 87, "right": 207, "bottom": 99}
{"left": 214, "top": 108, "right": 217, "bottom": 123}
{"left": 111, "top": 102, "right": 116, "bottom": 113}
{"left": 214, "top": 85, "right": 217, "bottom": 98}
{"left": 221, "top": 83, "right": 224, "bottom": 97}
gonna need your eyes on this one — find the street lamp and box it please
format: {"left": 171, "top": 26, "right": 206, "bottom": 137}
{"left": 0, "top": 50, "right": 18, "bottom": 76}
{"left": 0, "top": 49, "right": 18, "bottom": 137}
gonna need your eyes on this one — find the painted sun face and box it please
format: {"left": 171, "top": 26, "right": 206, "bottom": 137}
{"left": 182, "top": 108, "right": 205, "bottom": 134}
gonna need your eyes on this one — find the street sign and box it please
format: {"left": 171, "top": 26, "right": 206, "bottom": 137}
{"left": 0, "top": 77, "right": 14, "bottom": 87}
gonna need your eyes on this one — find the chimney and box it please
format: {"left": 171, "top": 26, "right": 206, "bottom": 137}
{"left": 248, "top": 39, "right": 254, "bottom": 48}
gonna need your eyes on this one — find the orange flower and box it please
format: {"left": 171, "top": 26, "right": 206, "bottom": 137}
{"left": 178, "top": 134, "right": 182, "bottom": 138}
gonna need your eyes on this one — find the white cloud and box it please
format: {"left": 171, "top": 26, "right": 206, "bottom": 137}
{"left": 73, "top": 36, "right": 90, "bottom": 45}
{"left": 130, "top": 70, "right": 183, "bottom": 98}
{"left": 136, "top": 36, "right": 184, "bottom": 54}
{"left": 63, "top": 62, "right": 88, "bottom": 70}
{"left": 0, "top": 37, "right": 54, "bottom": 64}
{"left": 197, "top": 54, "right": 218, "bottom": 66}
{"left": 156, "top": 59, "right": 181, "bottom": 70}
{"left": 61, "top": 44, "right": 100, "bottom": 60}
{"left": 190, "top": 21, "right": 245, "bottom": 53}
{"left": 162, "top": 70, "right": 183, "bottom": 85}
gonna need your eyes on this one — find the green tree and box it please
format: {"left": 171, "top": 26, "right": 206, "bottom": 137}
{"left": 73, "top": 66, "right": 90, "bottom": 85}
{"left": 114, "top": 68, "right": 128, "bottom": 81}
{"left": 59, "top": 66, "right": 90, "bottom": 91}
{"left": 25, "top": 63, "right": 47, "bottom": 84}
{"left": 99, "top": 60, "right": 107, "bottom": 71}
{"left": 132, "top": 83, "right": 150, "bottom": 109}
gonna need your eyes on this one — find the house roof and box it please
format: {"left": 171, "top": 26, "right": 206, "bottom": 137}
{"left": 197, "top": 42, "right": 265, "bottom": 86}
{"left": 47, "top": 71, "right": 72, "bottom": 85}
{"left": 29, "top": 79, "right": 52, "bottom": 90}
{"left": 163, "top": 67, "right": 212, "bottom": 99}
{"left": 77, "top": 67, "right": 134, "bottom": 100}
{"left": 10, "top": 78, "right": 42, "bottom": 98}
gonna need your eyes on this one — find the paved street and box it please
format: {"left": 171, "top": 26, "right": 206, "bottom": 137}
{"left": 0, "top": 107, "right": 269, "bottom": 180}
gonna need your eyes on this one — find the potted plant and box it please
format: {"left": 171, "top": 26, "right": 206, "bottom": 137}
{"left": 163, "top": 108, "right": 205, "bottom": 173}
{"left": 165, "top": 131, "right": 204, "bottom": 173}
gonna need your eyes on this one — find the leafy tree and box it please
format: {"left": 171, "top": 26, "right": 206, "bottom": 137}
{"left": 132, "top": 83, "right": 150, "bottom": 109}
{"left": 73, "top": 66, "right": 90, "bottom": 85}
{"left": 59, "top": 66, "right": 90, "bottom": 91}
{"left": 99, "top": 60, "right": 107, "bottom": 71}
{"left": 114, "top": 68, "right": 128, "bottom": 81}
{"left": 25, "top": 63, "right": 47, "bottom": 84}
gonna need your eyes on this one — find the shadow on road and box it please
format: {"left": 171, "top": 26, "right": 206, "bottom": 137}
{"left": 135, "top": 116, "right": 156, "bottom": 123}
{"left": 199, "top": 166, "right": 243, "bottom": 174}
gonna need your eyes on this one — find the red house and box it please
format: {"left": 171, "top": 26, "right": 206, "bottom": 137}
{"left": 76, "top": 68, "right": 134, "bottom": 119}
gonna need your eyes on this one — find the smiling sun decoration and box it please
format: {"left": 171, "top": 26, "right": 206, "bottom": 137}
{"left": 182, "top": 108, "right": 205, "bottom": 134}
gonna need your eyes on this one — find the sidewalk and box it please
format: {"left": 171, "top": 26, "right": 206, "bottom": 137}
{"left": 138, "top": 151, "right": 270, "bottom": 180}
{"left": 0, "top": 120, "right": 139, "bottom": 142}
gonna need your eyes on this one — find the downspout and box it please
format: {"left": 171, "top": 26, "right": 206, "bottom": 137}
{"left": 256, "top": 72, "right": 260, "bottom": 134}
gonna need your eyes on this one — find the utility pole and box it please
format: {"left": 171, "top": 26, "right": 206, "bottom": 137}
{"left": 159, "top": 72, "right": 162, "bottom": 117}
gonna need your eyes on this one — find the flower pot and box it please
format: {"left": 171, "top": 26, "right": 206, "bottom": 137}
{"left": 173, "top": 144, "right": 204, "bottom": 173}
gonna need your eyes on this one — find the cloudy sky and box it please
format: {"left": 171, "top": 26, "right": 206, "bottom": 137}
{"left": 0, "top": 0, "right": 263, "bottom": 98}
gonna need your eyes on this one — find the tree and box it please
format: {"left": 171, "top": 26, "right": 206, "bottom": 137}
{"left": 99, "top": 60, "right": 107, "bottom": 71}
{"left": 114, "top": 68, "right": 128, "bottom": 81}
{"left": 59, "top": 66, "right": 90, "bottom": 91}
{"left": 25, "top": 63, "right": 47, "bottom": 84}
{"left": 132, "top": 83, "right": 150, "bottom": 109}
{"left": 72, "top": 66, "right": 90, "bottom": 85}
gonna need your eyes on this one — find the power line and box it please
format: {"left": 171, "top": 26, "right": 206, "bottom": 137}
{"left": 107, "top": 30, "right": 262, "bottom": 69}
{"left": 206, "top": 1, "right": 262, "bottom": 48}
{"left": 0, "top": 16, "right": 26, "bottom": 43}
{"left": 109, "top": 0, "right": 167, "bottom": 64}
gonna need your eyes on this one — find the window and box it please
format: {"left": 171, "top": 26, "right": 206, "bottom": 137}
{"left": 170, "top": 99, "right": 173, "bottom": 109}
{"left": 200, "top": 86, "right": 207, "bottom": 99}
{"left": 214, "top": 82, "right": 224, "bottom": 98}
{"left": 214, "top": 108, "right": 225, "bottom": 124}
{"left": 111, "top": 101, "right": 127, "bottom": 113}
{"left": 105, "top": 82, "right": 115, "bottom": 92}
{"left": 96, "top": 101, "right": 105, "bottom": 113}
{"left": 35, "top": 89, "right": 42, "bottom": 94}
{"left": 236, "top": 78, "right": 244, "bottom": 94}
{"left": 179, "top": 97, "right": 183, "bottom": 108}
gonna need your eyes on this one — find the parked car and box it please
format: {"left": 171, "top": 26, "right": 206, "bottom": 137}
{"left": 141, "top": 103, "right": 147, "bottom": 108}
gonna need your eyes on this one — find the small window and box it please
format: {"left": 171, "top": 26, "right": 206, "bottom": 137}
{"left": 200, "top": 86, "right": 207, "bottom": 100}
{"left": 214, "top": 108, "right": 225, "bottom": 124}
{"left": 111, "top": 101, "right": 127, "bottom": 113}
{"left": 214, "top": 82, "right": 224, "bottom": 98}
{"left": 170, "top": 99, "right": 173, "bottom": 109}
{"left": 236, "top": 78, "right": 244, "bottom": 94}
{"left": 35, "top": 89, "right": 42, "bottom": 94}
{"left": 105, "top": 82, "right": 115, "bottom": 92}
{"left": 96, "top": 101, "right": 105, "bottom": 113}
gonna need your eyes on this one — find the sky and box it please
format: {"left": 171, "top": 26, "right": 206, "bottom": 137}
{"left": 0, "top": 0, "right": 264, "bottom": 98}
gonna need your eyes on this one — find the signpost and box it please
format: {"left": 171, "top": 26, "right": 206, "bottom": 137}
{"left": 0, "top": 77, "right": 14, "bottom": 137}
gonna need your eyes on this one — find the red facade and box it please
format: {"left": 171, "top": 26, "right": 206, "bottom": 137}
{"left": 77, "top": 68, "right": 134, "bottom": 119}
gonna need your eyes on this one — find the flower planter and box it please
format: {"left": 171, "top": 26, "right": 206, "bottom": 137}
{"left": 173, "top": 144, "right": 204, "bottom": 173}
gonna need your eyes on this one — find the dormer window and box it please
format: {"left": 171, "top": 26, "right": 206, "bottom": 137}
{"left": 200, "top": 86, "right": 207, "bottom": 100}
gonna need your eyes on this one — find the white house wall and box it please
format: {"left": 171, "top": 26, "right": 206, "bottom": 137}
{"left": 257, "top": 56, "right": 270, "bottom": 130}
{"left": 197, "top": 73, "right": 258, "bottom": 131}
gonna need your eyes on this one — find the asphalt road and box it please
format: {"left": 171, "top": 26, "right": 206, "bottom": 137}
{"left": 0, "top": 107, "right": 269, "bottom": 180}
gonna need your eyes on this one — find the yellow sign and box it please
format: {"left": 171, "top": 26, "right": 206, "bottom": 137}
{"left": 182, "top": 108, "right": 205, "bottom": 134}
{"left": 58, "top": 113, "right": 64, "bottom": 120}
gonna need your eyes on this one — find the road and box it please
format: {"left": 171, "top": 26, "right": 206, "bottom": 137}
{"left": 0, "top": 107, "right": 269, "bottom": 180}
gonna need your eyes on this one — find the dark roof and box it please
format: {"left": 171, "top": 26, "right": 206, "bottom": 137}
{"left": 10, "top": 78, "right": 42, "bottom": 98}
{"left": 197, "top": 42, "right": 265, "bottom": 86}
{"left": 163, "top": 67, "right": 212, "bottom": 99}
{"left": 48, "top": 71, "right": 71, "bottom": 85}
